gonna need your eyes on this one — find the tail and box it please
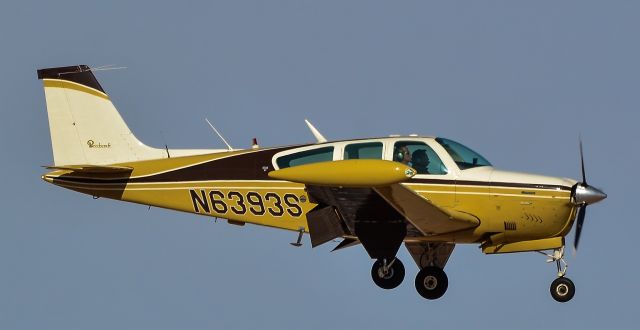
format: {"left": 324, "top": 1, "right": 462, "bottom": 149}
{"left": 37, "top": 65, "right": 223, "bottom": 166}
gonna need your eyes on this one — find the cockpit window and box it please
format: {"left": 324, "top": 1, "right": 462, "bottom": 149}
{"left": 276, "top": 146, "right": 334, "bottom": 169}
{"left": 392, "top": 141, "right": 448, "bottom": 175}
{"left": 435, "top": 137, "right": 491, "bottom": 170}
{"left": 344, "top": 142, "right": 383, "bottom": 160}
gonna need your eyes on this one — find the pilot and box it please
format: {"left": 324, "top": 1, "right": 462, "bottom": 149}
{"left": 412, "top": 149, "right": 430, "bottom": 174}
{"left": 395, "top": 145, "right": 412, "bottom": 164}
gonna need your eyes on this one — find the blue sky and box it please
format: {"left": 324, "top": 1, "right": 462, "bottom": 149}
{"left": 0, "top": 1, "right": 637, "bottom": 329}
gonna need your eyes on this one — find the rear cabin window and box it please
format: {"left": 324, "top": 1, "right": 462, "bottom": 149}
{"left": 276, "top": 147, "right": 334, "bottom": 169}
{"left": 344, "top": 142, "right": 383, "bottom": 160}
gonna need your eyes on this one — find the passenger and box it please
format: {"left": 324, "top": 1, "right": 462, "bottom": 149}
{"left": 412, "top": 149, "right": 430, "bottom": 174}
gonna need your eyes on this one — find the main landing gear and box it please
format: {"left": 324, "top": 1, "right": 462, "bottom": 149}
{"left": 371, "top": 258, "right": 405, "bottom": 289}
{"left": 370, "top": 258, "right": 449, "bottom": 300}
{"left": 415, "top": 266, "right": 448, "bottom": 300}
{"left": 539, "top": 247, "right": 575, "bottom": 303}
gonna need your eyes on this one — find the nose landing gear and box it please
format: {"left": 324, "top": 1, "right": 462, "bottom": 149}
{"left": 539, "top": 247, "right": 576, "bottom": 302}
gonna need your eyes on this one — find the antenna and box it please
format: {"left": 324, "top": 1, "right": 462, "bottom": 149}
{"left": 160, "top": 131, "right": 171, "bottom": 158}
{"left": 205, "top": 118, "right": 233, "bottom": 151}
{"left": 304, "top": 119, "right": 327, "bottom": 143}
{"left": 90, "top": 64, "right": 128, "bottom": 72}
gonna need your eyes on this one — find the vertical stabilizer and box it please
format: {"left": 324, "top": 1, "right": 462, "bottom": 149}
{"left": 38, "top": 65, "right": 168, "bottom": 165}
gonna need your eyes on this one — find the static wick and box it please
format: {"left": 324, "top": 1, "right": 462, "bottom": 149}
{"left": 90, "top": 64, "right": 128, "bottom": 72}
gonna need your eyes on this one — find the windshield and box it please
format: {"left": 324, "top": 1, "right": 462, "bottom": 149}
{"left": 435, "top": 137, "right": 491, "bottom": 170}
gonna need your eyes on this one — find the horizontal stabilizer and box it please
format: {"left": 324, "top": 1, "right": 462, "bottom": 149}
{"left": 44, "top": 164, "right": 133, "bottom": 174}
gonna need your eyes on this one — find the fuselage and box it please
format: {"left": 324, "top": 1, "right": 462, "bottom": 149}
{"left": 42, "top": 136, "right": 578, "bottom": 246}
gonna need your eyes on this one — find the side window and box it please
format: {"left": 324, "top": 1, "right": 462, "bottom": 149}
{"left": 344, "top": 142, "right": 383, "bottom": 160}
{"left": 393, "top": 141, "right": 448, "bottom": 175}
{"left": 276, "top": 147, "right": 334, "bottom": 169}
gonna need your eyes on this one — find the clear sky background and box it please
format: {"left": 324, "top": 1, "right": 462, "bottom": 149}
{"left": 0, "top": 1, "right": 637, "bottom": 329}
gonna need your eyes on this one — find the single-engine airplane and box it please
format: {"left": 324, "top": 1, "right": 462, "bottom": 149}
{"left": 38, "top": 65, "right": 606, "bottom": 302}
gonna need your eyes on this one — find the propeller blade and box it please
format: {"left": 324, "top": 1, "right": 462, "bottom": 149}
{"left": 579, "top": 138, "right": 587, "bottom": 185}
{"left": 573, "top": 205, "right": 587, "bottom": 250}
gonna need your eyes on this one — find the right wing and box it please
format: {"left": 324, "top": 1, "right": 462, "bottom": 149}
{"left": 374, "top": 183, "right": 479, "bottom": 236}
{"left": 269, "top": 160, "right": 480, "bottom": 258}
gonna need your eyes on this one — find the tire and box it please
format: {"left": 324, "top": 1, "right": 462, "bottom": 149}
{"left": 550, "top": 277, "right": 575, "bottom": 302}
{"left": 371, "top": 258, "right": 405, "bottom": 289}
{"left": 415, "top": 266, "right": 448, "bottom": 300}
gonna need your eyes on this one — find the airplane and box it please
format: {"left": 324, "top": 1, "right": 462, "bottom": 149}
{"left": 37, "top": 64, "right": 607, "bottom": 302}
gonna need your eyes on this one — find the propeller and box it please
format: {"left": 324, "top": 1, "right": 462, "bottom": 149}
{"left": 573, "top": 203, "right": 587, "bottom": 250}
{"left": 571, "top": 139, "right": 607, "bottom": 251}
{"left": 579, "top": 139, "right": 587, "bottom": 185}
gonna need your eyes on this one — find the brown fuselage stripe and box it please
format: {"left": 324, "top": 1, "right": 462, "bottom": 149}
{"left": 410, "top": 178, "right": 572, "bottom": 191}
{"left": 48, "top": 146, "right": 573, "bottom": 191}
{"left": 52, "top": 177, "right": 572, "bottom": 192}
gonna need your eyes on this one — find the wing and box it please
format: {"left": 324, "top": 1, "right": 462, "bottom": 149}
{"left": 306, "top": 185, "right": 479, "bottom": 246}
{"left": 269, "top": 160, "right": 480, "bottom": 259}
{"left": 305, "top": 185, "right": 408, "bottom": 259}
{"left": 374, "top": 183, "right": 479, "bottom": 236}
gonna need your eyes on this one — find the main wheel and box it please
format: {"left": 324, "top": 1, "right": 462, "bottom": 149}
{"left": 415, "top": 266, "right": 448, "bottom": 300}
{"left": 371, "top": 258, "right": 405, "bottom": 289}
{"left": 550, "top": 277, "right": 575, "bottom": 302}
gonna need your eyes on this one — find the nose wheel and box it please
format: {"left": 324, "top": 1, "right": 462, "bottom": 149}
{"left": 539, "top": 247, "right": 576, "bottom": 302}
{"left": 414, "top": 266, "right": 448, "bottom": 300}
{"left": 371, "top": 258, "right": 405, "bottom": 289}
{"left": 550, "top": 277, "right": 575, "bottom": 302}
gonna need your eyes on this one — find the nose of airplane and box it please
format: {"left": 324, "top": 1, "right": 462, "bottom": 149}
{"left": 573, "top": 184, "right": 607, "bottom": 205}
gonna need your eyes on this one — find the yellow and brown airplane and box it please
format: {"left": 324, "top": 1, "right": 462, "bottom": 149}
{"left": 38, "top": 65, "right": 606, "bottom": 302}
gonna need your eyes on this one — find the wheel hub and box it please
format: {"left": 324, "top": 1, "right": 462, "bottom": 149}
{"left": 371, "top": 258, "right": 405, "bottom": 290}
{"left": 378, "top": 267, "right": 394, "bottom": 279}
{"left": 423, "top": 275, "right": 438, "bottom": 290}
{"left": 556, "top": 283, "right": 569, "bottom": 296}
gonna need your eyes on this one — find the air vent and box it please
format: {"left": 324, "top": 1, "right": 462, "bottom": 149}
{"left": 504, "top": 221, "right": 517, "bottom": 231}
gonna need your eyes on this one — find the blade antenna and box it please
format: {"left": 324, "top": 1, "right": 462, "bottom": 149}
{"left": 160, "top": 131, "right": 171, "bottom": 158}
{"left": 205, "top": 118, "right": 234, "bottom": 151}
{"left": 304, "top": 119, "right": 327, "bottom": 143}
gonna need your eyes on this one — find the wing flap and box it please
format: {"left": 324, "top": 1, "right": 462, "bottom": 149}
{"left": 306, "top": 205, "right": 348, "bottom": 247}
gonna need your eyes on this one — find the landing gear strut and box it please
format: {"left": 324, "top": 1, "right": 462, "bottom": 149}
{"left": 371, "top": 258, "right": 405, "bottom": 289}
{"left": 415, "top": 266, "right": 448, "bottom": 300}
{"left": 539, "top": 247, "right": 575, "bottom": 302}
